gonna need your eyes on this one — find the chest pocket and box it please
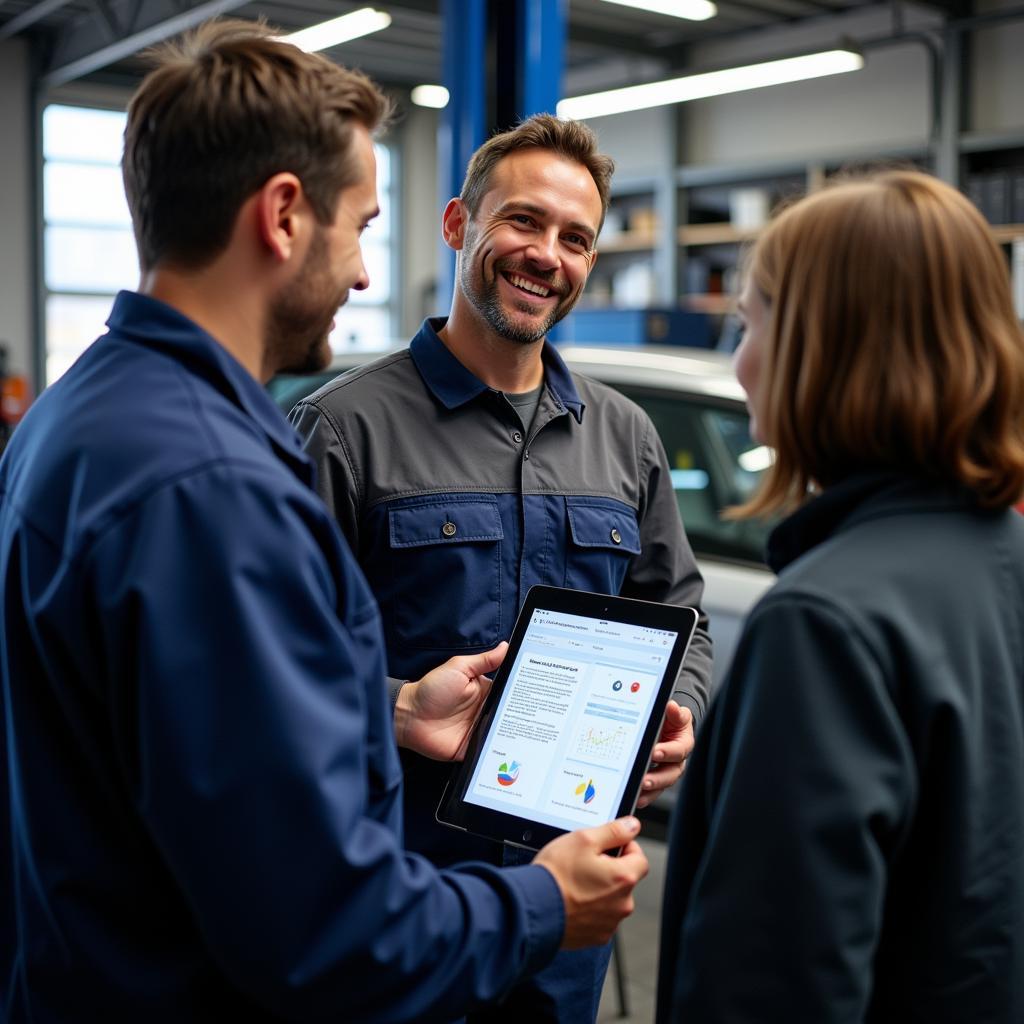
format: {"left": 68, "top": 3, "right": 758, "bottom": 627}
{"left": 387, "top": 498, "right": 504, "bottom": 650}
{"left": 564, "top": 496, "right": 641, "bottom": 595}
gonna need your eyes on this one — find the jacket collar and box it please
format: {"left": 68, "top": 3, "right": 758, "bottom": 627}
{"left": 766, "top": 470, "right": 985, "bottom": 574}
{"left": 105, "top": 290, "right": 312, "bottom": 479}
{"left": 408, "top": 316, "right": 585, "bottom": 422}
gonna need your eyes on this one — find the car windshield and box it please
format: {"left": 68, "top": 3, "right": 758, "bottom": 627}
{"left": 612, "top": 384, "right": 773, "bottom": 566}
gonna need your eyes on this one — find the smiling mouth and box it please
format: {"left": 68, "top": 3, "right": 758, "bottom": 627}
{"left": 502, "top": 271, "right": 557, "bottom": 300}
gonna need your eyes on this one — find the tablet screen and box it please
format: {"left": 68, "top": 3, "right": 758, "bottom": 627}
{"left": 462, "top": 605, "right": 679, "bottom": 833}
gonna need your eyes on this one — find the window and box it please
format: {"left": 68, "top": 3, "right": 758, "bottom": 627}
{"left": 42, "top": 104, "right": 135, "bottom": 385}
{"left": 329, "top": 143, "right": 397, "bottom": 352}
{"left": 42, "top": 103, "right": 397, "bottom": 383}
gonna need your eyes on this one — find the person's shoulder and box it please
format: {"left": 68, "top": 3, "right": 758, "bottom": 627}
{"left": 4, "top": 344, "right": 308, "bottom": 563}
{"left": 299, "top": 349, "right": 415, "bottom": 413}
{"left": 567, "top": 368, "right": 651, "bottom": 425}
{"left": 762, "top": 501, "right": 1024, "bottom": 642}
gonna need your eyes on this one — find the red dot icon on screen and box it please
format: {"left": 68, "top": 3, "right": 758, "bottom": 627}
{"left": 630, "top": 681, "right": 641, "bottom": 693}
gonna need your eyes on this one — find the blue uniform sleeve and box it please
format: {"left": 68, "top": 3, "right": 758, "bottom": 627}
{"left": 659, "top": 593, "right": 916, "bottom": 1023}
{"left": 86, "top": 459, "right": 563, "bottom": 1022}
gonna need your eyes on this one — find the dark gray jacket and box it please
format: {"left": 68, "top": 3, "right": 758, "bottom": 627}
{"left": 659, "top": 471, "right": 1024, "bottom": 1023}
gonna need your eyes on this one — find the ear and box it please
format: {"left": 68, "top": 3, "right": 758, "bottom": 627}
{"left": 441, "top": 198, "right": 469, "bottom": 251}
{"left": 255, "top": 172, "right": 308, "bottom": 263}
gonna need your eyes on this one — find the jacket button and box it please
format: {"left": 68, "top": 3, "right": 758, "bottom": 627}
{"left": 442, "top": 521, "right": 457, "bottom": 538}
{"left": 610, "top": 527, "right": 622, "bottom": 544}
{"left": 512, "top": 430, "right": 523, "bottom": 443}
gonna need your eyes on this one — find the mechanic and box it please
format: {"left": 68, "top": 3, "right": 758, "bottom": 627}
{"left": 292, "top": 113, "right": 713, "bottom": 1022}
{"left": 0, "top": 24, "right": 648, "bottom": 1022}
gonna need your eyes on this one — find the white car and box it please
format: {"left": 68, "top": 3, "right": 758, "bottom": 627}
{"left": 271, "top": 343, "right": 775, "bottom": 689}
{"left": 554, "top": 345, "right": 775, "bottom": 689}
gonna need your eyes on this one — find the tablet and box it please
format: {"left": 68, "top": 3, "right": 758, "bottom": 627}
{"left": 436, "top": 585, "right": 699, "bottom": 851}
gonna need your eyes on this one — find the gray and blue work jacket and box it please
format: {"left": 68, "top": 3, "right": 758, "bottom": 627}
{"left": 291, "top": 316, "right": 713, "bottom": 864}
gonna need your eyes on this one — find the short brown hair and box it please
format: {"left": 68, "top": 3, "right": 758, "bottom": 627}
{"left": 460, "top": 114, "right": 615, "bottom": 231}
{"left": 736, "top": 170, "right": 1024, "bottom": 516}
{"left": 123, "top": 18, "right": 392, "bottom": 271}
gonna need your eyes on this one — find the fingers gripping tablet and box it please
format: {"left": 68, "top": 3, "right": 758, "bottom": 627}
{"left": 437, "top": 586, "right": 698, "bottom": 850}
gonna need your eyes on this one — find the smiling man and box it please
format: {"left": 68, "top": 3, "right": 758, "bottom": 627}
{"left": 292, "top": 114, "right": 714, "bottom": 1022}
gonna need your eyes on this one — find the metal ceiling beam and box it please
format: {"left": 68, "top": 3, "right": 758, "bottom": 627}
{"left": 0, "top": 0, "right": 76, "bottom": 40}
{"left": 37, "top": 0, "right": 250, "bottom": 90}
{"left": 568, "top": 21, "right": 696, "bottom": 57}
{"left": 716, "top": 0, "right": 831, "bottom": 18}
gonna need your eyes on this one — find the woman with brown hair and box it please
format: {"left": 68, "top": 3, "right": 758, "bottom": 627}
{"left": 657, "top": 170, "right": 1024, "bottom": 1023}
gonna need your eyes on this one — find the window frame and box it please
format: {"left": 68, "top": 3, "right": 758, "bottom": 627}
{"left": 36, "top": 94, "right": 401, "bottom": 385}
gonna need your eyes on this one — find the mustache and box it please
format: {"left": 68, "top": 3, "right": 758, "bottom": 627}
{"left": 494, "top": 258, "right": 569, "bottom": 298}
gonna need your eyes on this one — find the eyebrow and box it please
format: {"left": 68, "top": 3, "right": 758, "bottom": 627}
{"left": 498, "top": 201, "right": 597, "bottom": 244}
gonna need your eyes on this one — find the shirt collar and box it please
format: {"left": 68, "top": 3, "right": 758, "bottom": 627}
{"left": 105, "top": 291, "right": 312, "bottom": 477}
{"left": 408, "top": 316, "right": 585, "bottom": 422}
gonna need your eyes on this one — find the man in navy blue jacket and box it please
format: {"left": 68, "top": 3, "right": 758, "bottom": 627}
{"left": 0, "top": 21, "right": 647, "bottom": 1022}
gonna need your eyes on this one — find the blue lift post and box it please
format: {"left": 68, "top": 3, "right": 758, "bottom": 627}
{"left": 437, "top": 0, "right": 566, "bottom": 307}
{"left": 516, "top": 0, "right": 565, "bottom": 125}
{"left": 438, "top": 0, "right": 487, "bottom": 304}
{"left": 515, "top": 0, "right": 567, "bottom": 339}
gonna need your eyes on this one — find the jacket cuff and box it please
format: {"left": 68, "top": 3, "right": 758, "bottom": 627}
{"left": 501, "top": 863, "right": 565, "bottom": 973}
{"left": 387, "top": 676, "right": 406, "bottom": 715}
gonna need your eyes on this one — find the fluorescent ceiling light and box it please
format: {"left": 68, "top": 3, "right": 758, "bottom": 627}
{"left": 558, "top": 49, "right": 864, "bottom": 120}
{"left": 411, "top": 84, "right": 450, "bottom": 109}
{"left": 600, "top": 0, "right": 717, "bottom": 23}
{"left": 281, "top": 8, "right": 392, "bottom": 53}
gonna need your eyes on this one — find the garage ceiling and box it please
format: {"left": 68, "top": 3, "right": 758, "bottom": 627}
{"left": 0, "top": 0, "right": 962, "bottom": 94}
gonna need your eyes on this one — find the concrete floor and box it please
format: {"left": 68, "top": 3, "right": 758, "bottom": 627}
{"left": 597, "top": 837, "right": 668, "bottom": 1024}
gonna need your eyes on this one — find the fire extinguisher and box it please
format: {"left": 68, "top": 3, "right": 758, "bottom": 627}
{"left": 0, "top": 344, "right": 31, "bottom": 453}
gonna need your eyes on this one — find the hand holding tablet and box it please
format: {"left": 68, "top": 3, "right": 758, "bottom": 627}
{"left": 437, "top": 586, "right": 699, "bottom": 851}
{"left": 394, "top": 642, "right": 509, "bottom": 762}
{"left": 534, "top": 814, "right": 649, "bottom": 948}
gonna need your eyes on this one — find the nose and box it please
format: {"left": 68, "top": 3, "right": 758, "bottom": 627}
{"left": 525, "top": 228, "right": 560, "bottom": 271}
{"left": 353, "top": 257, "right": 369, "bottom": 292}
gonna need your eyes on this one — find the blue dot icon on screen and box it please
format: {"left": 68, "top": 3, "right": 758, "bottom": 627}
{"left": 612, "top": 680, "right": 623, "bottom": 692}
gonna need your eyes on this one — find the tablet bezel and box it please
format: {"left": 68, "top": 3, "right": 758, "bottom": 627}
{"left": 436, "top": 585, "right": 699, "bottom": 851}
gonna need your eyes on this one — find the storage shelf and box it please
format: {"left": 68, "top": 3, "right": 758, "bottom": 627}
{"left": 683, "top": 293, "right": 736, "bottom": 315}
{"left": 959, "top": 130, "right": 1024, "bottom": 154}
{"left": 605, "top": 221, "right": 1024, "bottom": 248}
{"left": 678, "top": 223, "right": 761, "bottom": 246}
{"left": 992, "top": 224, "right": 1024, "bottom": 243}
{"left": 598, "top": 229, "right": 657, "bottom": 254}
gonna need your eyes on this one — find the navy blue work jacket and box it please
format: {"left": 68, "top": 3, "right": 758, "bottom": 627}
{"left": 0, "top": 292, "right": 562, "bottom": 1022}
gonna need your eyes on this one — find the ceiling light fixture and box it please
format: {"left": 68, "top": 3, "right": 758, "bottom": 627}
{"left": 410, "top": 84, "right": 450, "bottom": 109}
{"left": 558, "top": 48, "right": 864, "bottom": 120}
{"left": 281, "top": 8, "right": 392, "bottom": 53}
{"left": 600, "top": 0, "right": 717, "bottom": 23}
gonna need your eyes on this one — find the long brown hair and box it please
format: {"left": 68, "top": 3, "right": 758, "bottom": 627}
{"left": 735, "top": 170, "right": 1024, "bottom": 517}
